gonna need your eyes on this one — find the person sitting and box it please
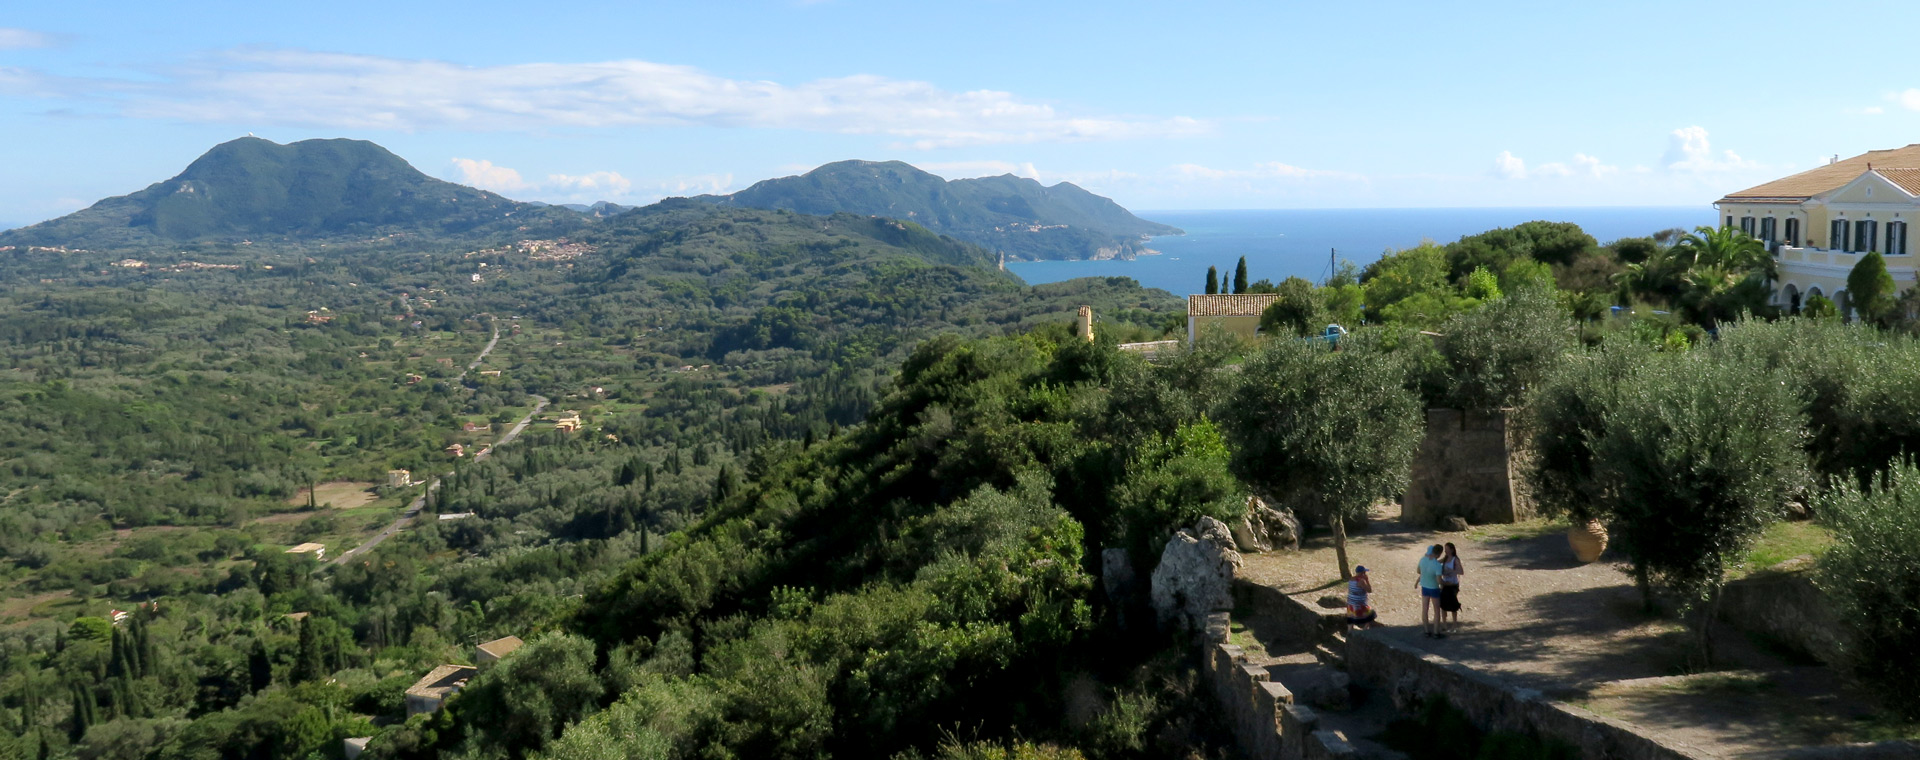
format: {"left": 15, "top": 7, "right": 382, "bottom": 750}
{"left": 1345, "top": 565, "right": 1378, "bottom": 629}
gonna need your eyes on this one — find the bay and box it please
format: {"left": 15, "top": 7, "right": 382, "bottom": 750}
{"left": 1007, "top": 207, "right": 1708, "bottom": 295}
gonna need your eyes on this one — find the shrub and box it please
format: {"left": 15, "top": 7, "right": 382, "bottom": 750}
{"left": 1816, "top": 462, "right": 1920, "bottom": 718}
{"left": 1438, "top": 287, "right": 1572, "bottom": 412}
{"left": 1593, "top": 349, "right": 1805, "bottom": 659}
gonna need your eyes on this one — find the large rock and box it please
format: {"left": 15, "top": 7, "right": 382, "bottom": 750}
{"left": 1231, "top": 496, "right": 1303, "bottom": 553}
{"left": 1151, "top": 517, "right": 1243, "bottom": 634}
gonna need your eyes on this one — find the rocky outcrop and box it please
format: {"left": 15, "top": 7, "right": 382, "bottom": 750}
{"left": 1151, "top": 517, "right": 1242, "bottom": 634}
{"left": 1232, "top": 496, "right": 1303, "bottom": 553}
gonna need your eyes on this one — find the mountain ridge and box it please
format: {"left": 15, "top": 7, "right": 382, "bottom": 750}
{"left": 700, "top": 159, "right": 1180, "bottom": 261}
{"left": 0, "top": 137, "right": 576, "bottom": 250}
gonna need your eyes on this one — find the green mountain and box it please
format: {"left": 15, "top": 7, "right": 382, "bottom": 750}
{"left": 703, "top": 159, "right": 1181, "bottom": 261}
{"left": 0, "top": 137, "right": 572, "bottom": 250}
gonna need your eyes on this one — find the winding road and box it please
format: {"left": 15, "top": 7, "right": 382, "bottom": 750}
{"left": 330, "top": 322, "right": 542, "bottom": 566}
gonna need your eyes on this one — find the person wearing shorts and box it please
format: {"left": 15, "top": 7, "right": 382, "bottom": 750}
{"left": 1345, "top": 566, "right": 1377, "bottom": 629}
{"left": 1417, "top": 544, "right": 1446, "bottom": 639}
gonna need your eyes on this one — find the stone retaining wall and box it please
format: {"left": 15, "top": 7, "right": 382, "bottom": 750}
{"left": 1716, "top": 568, "right": 1843, "bottom": 665}
{"left": 1345, "top": 631, "right": 1707, "bottom": 760}
{"left": 1202, "top": 639, "right": 1354, "bottom": 759}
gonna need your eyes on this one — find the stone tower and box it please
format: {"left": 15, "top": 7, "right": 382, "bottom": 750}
{"left": 1078, "top": 305, "right": 1094, "bottom": 342}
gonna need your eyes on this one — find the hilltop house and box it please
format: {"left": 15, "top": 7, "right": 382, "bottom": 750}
{"left": 405, "top": 664, "right": 477, "bottom": 716}
{"left": 387, "top": 469, "right": 411, "bottom": 488}
{"left": 476, "top": 635, "right": 524, "bottom": 664}
{"left": 1715, "top": 144, "right": 1920, "bottom": 316}
{"left": 285, "top": 543, "right": 326, "bottom": 561}
{"left": 554, "top": 412, "right": 583, "bottom": 432}
{"left": 1186, "top": 294, "right": 1282, "bottom": 343}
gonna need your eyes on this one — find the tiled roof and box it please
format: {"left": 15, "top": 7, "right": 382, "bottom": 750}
{"left": 406, "top": 664, "right": 477, "bottom": 699}
{"left": 477, "top": 635, "right": 524, "bottom": 659}
{"left": 1719, "top": 144, "right": 1920, "bottom": 202}
{"left": 1874, "top": 168, "right": 1920, "bottom": 196}
{"left": 1187, "top": 293, "right": 1282, "bottom": 317}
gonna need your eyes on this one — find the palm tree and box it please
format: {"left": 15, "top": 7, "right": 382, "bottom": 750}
{"left": 1671, "top": 225, "right": 1776, "bottom": 281}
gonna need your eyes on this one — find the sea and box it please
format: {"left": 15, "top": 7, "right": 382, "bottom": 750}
{"left": 1006, "top": 207, "right": 1708, "bottom": 295}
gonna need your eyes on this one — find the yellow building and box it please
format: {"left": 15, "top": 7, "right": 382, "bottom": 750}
{"left": 1716, "top": 145, "right": 1920, "bottom": 315}
{"left": 1186, "top": 294, "right": 1282, "bottom": 343}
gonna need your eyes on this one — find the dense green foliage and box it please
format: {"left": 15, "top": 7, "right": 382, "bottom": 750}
{"left": 706, "top": 160, "right": 1181, "bottom": 261}
{"left": 1847, "top": 251, "right": 1897, "bottom": 325}
{"left": 1817, "top": 462, "right": 1920, "bottom": 719}
{"left": 0, "top": 138, "right": 579, "bottom": 250}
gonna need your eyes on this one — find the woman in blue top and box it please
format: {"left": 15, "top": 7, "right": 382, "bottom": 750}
{"left": 1417, "top": 544, "right": 1446, "bottom": 639}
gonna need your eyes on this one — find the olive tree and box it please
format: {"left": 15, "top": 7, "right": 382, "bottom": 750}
{"left": 1221, "top": 334, "right": 1424, "bottom": 579}
{"left": 1817, "top": 462, "right": 1920, "bottom": 718}
{"left": 1521, "top": 342, "right": 1650, "bottom": 525}
{"left": 1593, "top": 351, "right": 1805, "bottom": 663}
{"left": 1438, "top": 286, "right": 1572, "bottom": 413}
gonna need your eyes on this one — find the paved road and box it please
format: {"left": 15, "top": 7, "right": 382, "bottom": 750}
{"left": 330, "top": 320, "right": 538, "bottom": 566}
{"left": 457, "top": 324, "right": 500, "bottom": 381}
{"left": 330, "top": 395, "right": 546, "bottom": 566}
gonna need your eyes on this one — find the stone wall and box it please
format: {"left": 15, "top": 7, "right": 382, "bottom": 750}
{"left": 1203, "top": 641, "right": 1355, "bottom": 759}
{"left": 1716, "top": 566, "right": 1843, "bottom": 665}
{"left": 1345, "top": 631, "right": 1706, "bottom": 760}
{"left": 1402, "top": 408, "right": 1534, "bottom": 527}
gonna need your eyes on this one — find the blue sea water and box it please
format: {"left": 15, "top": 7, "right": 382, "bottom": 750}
{"left": 1007, "top": 207, "right": 1709, "bottom": 295}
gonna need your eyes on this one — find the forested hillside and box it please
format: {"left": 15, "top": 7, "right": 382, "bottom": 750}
{"left": 0, "top": 194, "right": 1188, "bottom": 760}
{"left": 0, "top": 138, "right": 578, "bottom": 250}
{"left": 707, "top": 160, "right": 1182, "bottom": 261}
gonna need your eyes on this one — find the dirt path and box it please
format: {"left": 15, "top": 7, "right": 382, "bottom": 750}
{"left": 1237, "top": 513, "right": 1884, "bottom": 757}
{"left": 330, "top": 319, "right": 532, "bottom": 567}
{"left": 331, "top": 394, "right": 545, "bottom": 566}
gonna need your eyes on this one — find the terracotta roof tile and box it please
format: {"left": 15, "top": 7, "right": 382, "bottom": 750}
{"left": 1873, "top": 168, "right": 1920, "bottom": 196}
{"left": 405, "top": 664, "right": 477, "bottom": 699}
{"left": 1187, "top": 294, "right": 1281, "bottom": 317}
{"left": 1719, "top": 144, "right": 1920, "bottom": 202}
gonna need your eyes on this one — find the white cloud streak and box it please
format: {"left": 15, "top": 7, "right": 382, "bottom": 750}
{"left": 0, "top": 28, "right": 51, "bottom": 50}
{"left": 1493, "top": 151, "right": 1528, "bottom": 179}
{"left": 1898, "top": 89, "right": 1920, "bottom": 111}
{"left": 451, "top": 158, "right": 730, "bottom": 202}
{"left": 14, "top": 48, "right": 1206, "bottom": 149}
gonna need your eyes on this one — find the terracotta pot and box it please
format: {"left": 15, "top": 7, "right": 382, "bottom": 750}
{"left": 1568, "top": 519, "right": 1608, "bottom": 563}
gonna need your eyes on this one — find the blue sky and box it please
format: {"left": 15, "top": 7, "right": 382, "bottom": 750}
{"left": 3, "top": 0, "right": 1919, "bottom": 227}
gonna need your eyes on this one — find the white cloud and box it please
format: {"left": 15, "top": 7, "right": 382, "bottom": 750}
{"left": 25, "top": 48, "right": 1206, "bottom": 149}
{"left": 452, "top": 158, "right": 728, "bottom": 202}
{"left": 0, "top": 28, "right": 51, "bottom": 50}
{"left": 1171, "top": 161, "right": 1364, "bottom": 182}
{"left": 546, "top": 171, "right": 632, "bottom": 196}
{"left": 1861, "top": 106, "right": 1886, "bottom": 115}
{"left": 450, "top": 158, "right": 528, "bottom": 193}
{"left": 915, "top": 160, "right": 1042, "bottom": 180}
{"left": 1493, "top": 151, "right": 1527, "bottom": 179}
{"left": 1899, "top": 89, "right": 1920, "bottom": 111}
{"left": 1573, "top": 153, "right": 1619, "bottom": 178}
{"left": 1663, "top": 126, "right": 1759, "bottom": 172}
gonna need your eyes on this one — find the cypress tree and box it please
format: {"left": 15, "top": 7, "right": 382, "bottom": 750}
{"left": 249, "top": 639, "right": 272, "bottom": 693}
{"left": 1234, "top": 256, "right": 1250, "bottom": 294}
{"left": 294, "top": 618, "right": 322, "bottom": 683}
{"left": 1205, "top": 267, "right": 1219, "bottom": 295}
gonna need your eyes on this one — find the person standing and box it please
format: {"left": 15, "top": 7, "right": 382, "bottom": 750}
{"left": 1440, "top": 542, "right": 1465, "bottom": 634}
{"left": 1417, "top": 544, "right": 1446, "bottom": 639}
{"left": 1345, "top": 566, "right": 1377, "bottom": 629}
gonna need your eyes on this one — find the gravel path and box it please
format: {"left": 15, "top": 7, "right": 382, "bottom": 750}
{"left": 1237, "top": 512, "right": 1886, "bottom": 757}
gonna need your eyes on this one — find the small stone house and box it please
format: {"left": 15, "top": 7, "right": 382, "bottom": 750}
{"left": 1186, "top": 294, "right": 1283, "bottom": 343}
{"left": 405, "top": 664, "right": 478, "bottom": 716}
{"left": 387, "top": 469, "right": 411, "bottom": 488}
{"left": 285, "top": 543, "right": 326, "bottom": 561}
{"left": 475, "top": 635, "right": 524, "bottom": 664}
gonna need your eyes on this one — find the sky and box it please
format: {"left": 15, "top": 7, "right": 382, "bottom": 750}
{"left": 3, "top": 0, "right": 1920, "bottom": 227}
